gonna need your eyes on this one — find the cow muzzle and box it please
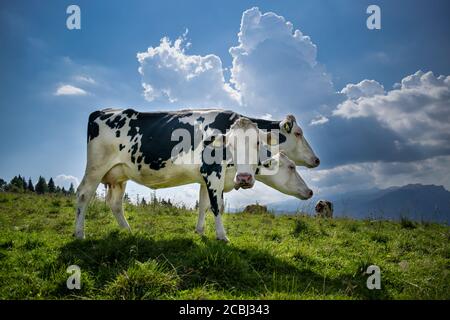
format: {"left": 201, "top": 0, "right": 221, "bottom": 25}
{"left": 304, "top": 189, "right": 314, "bottom": 199}
{"left": 305, "top": 157, "right": 320, "bottom": 168}
{"left": 234, "top": 173, "right": 255, "bottom": 190}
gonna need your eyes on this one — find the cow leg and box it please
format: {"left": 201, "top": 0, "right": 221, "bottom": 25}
{"left": 106, "top": 181, "right": 131, "bottom": 230}
{"left": 195, "top": 184, "right": 210, "bottom": 235}
{"left": 204, "top": 180, "right": 228, "bottom": 242}
{"left": 74, "top": 173, "right": 103, "bottom": 239}
{"left": 213, "top": 200, "right": 228, "bottom": 242}
{"left": 201, "top": 160, "right": 228, "bottom": 242}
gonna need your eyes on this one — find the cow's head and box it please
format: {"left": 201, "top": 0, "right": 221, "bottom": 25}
{"left": 275, "top": 115, "right": 320, "bottom": 168}
{"left": 315, "top": 201, "right": 324, "bottom": 212}
{"left": 258, "top": 151, "right": 313, "bottom": 200}
{"left": 224, "top": 118, "right": 261, "bottom": 190}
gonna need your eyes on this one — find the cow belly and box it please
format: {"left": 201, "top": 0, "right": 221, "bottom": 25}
{"left": 102, "top": 162, "right": 202, "bottom": 189}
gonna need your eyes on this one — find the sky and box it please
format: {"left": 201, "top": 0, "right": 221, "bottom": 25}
{"left": 1, "top": 0, "right": 450, "bottom": 208}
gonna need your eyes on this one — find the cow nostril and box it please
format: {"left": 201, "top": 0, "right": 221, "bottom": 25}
{"left": 237, "top": 173, "right": 252, "bottom": 184}
{"left": 308, "top": 190, "right": 313, "bottom": 197}
{"left": 314, "top": 158, "right": 320, "bottom": 166}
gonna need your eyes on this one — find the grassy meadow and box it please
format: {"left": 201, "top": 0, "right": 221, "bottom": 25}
{"left": 0, "top": 192, "right": 449, "bottom": 300}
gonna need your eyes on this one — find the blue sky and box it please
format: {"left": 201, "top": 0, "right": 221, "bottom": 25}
{"left": 1, "top": 1, "right": 450, "bottom": 207}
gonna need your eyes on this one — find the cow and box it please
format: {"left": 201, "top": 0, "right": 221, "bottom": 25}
{"left": 193, "top": 111, "right": 320, "bottom": 238}
{"left": 197, "top": 117, "right": 266, "bottom": 240}
{"left": 75, "top": 108, "right": 267, "bottom": 240}
{"left": 75, "top": 108, "right": 319, "bottom": 240}
{"left": 315, "top": 200, "right": 333, "bottom": 218}
{"left": 195, "top": 151, "right": 313, "bottom": 239}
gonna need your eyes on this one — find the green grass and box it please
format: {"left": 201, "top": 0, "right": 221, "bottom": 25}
{"left": 0, "top": 192, "right": 449, "bottom": 300}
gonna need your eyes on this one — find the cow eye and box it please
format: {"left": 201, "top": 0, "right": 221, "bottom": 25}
{"left": 294, "top": 131, "right": 302, "bottom": 138}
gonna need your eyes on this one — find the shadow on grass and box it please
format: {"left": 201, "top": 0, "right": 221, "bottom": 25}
{"left": 57, "top": 231, "right": 390, "bottom": 299}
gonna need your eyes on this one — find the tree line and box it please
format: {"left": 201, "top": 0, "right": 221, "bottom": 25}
{"left": 0, "top": 176, "right": 196, "bottom": 210}
{"left": 0, "top": 175, "right": 75, "bottom": 195}
{"left": 131, "top": 191, "right": 176, "bottom": 207}
{"left": 128, "top": 191, "right": 194, "bottom": 210}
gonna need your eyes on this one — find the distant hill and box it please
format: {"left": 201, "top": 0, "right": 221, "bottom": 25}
{"left": 267, "top": 184, "right": 450, "bottom": 223}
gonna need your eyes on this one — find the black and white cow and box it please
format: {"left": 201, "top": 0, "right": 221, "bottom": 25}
{"left": 195, "top": 151, "right": 313, "bottom": 238}
{"left": 76, "top": 108, "right": 267, "bottom": 240}
{"left": 75, "top": 108, "right": 319, "bottom": 240}
{"left": 315, "top": 200, "right": 333, "bottom": 218}
{"left": 193, "top": 111, "right": 320, "bottom": 238}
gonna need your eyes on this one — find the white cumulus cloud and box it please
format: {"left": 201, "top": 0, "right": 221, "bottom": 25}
{"left": 334, "top": 71, "right": 450, "bottom": 149}
{"left": 55, "top": 174, "right": 79, "bottom": 189}
{"left": 310, "top": 115, "right": 329, "bottom": 126}
{"left": 340, "top": 79, "right": 385, "bottom": 100}
{"left": 137, "top": 36, "right": 240, "bottom": 108}
{"left": 136, "top": 7, "right": 338, "bottom": 120}
{"left": 229, "top": 7, "right": 338, "bottom": 118}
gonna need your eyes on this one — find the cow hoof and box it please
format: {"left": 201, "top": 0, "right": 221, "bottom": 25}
{"left": 74, "top": 232, "right": 85, "bottom": 240}
{"left": 195, "top": 227, "right": 205, "bottom": 235}
{"left": 216, "top": 236, "right": 229, "bottom": 243}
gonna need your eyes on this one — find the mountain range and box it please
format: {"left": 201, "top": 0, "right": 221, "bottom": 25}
{"left": 266, "top": 184, "right": 450, "bottom": 223}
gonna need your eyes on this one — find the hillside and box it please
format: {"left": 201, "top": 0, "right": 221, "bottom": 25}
{"left": 0, "top": 192, "right": 449, "bottom": 299}
{"left": 268, "top": 184, "right": 450, "bottom": 223}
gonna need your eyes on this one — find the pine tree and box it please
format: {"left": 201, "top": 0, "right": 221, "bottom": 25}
{"left": 123, "top": 193, "right": 130, "bottom": 204}
{"left": 61, "top": 187, "right": 67, "bottom": 195}
{"left": 150, "top": 191, "right": 158, "bottom": 206}
{"left": 35, "top": 176, "right": 48, "bottom": 194}
{"left": 141, "top": 197, "right": 147, "bottom": 206}
{"left": 22, "top": 176, "right": 27, "bottom": 190}
{"left": 48, "top": 178, "right": 56, "bottom": 193}
{"left": 9, "top": 175, "right": 24, "bottom": 192}
{"left": 194, "top": 200, "right": 199, "bottom": 210}
{"left": 68, "top": 183, "right": 75, "bottom": 195}
{"left": 0, "top": 178, "right": 6, "bottom": 192}
{"left": 27, "top": 178, "right": 35, "bottom": 192}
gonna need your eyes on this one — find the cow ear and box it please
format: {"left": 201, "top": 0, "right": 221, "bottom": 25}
{"left": 280, "top": 116, "right": 295, "bottom": 134}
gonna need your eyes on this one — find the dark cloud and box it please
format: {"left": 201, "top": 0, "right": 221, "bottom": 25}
{"left": 305, "top": 116, "right": 433, "bottom": 168}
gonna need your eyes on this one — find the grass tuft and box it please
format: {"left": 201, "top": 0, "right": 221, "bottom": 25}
{"left": 292, "top": 219, "right": 309, "bottom": 236}
{"left": 105, "top": 260, "right": 180, "bottom": 299}
{"left": 400, "top": 216, "right": 417, "bottom": 229}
